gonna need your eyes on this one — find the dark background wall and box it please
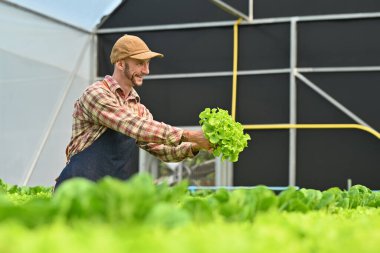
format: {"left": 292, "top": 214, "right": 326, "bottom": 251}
{"left": 97, "top": 0, "right": 380, "bottom": 190}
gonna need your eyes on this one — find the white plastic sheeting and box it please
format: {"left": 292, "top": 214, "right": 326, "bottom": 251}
{"left": 0, "top": 2, "right": 102, "bottom": 186}
{"left": 6, "top": 0, "right": 121, "bottom": 32}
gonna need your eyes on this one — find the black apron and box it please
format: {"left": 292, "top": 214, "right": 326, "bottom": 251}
{"left": 54, "top": 128, "right": 139, "bottom": 190}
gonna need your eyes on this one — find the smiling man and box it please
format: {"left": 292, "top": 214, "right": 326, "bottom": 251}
{"left": 54, "top": 35, "right": 211, "bottom": 190}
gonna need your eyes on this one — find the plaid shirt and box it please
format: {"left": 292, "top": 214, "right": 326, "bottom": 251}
{"left": 65, "top": 75, "right": 195, "bottom": 162}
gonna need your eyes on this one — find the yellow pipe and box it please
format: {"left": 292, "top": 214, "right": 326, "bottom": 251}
{"left": 231, "top": 18, "right": 241, "bottom": 121}
{"left": 230, "top": 18, "right": 380, "bottom": 140}
{"left": 243, "top": 124, "right": 380, "bottom": 139}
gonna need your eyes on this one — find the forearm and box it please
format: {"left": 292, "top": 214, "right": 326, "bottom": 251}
{"left": 138, "top": 142, "right": 197, "bottom": 162}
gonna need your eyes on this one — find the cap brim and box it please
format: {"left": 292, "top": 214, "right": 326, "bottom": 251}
{"left": 129, "top": 51, "right": 164, "bottom": 60}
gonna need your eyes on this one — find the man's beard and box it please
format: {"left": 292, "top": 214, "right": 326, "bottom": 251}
{"left": 123, "top": 62, "right": 137, "bottom": 85}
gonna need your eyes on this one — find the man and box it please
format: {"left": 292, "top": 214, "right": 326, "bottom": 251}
{"left": 54, "top": 35, "right": 211, "bottom": 189}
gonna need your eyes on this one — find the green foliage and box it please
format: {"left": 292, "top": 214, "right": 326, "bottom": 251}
{"left": 51, "top": 173, "right": 190, "bottom": 226}
{"left": 1, "top": 176, "right": 380, "bottom": 253}
{"left": 0, "top": 208, "right": 380, "bottom": 253}
{"left": 210, "top": 186, "right": 276, "bottom": 222}
{"left": 1, "top": 175, "right": 380, "bottom": 230}
{"left": 0, "top": 179, "right": 52, "bottom": 205}
{"left": 199, "top": 108, "right": 251, "bottom": 162}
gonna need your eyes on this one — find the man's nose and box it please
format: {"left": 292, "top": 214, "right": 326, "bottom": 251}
{"left": 142, "top": 62, "right": 150, "bottom": 74}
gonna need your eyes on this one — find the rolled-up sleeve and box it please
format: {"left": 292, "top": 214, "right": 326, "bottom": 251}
{"left": 138, "top": 142, "right": 197, "bottom": 162}
{"left": 135, "top": 100, "right": 198, "bottom": 162}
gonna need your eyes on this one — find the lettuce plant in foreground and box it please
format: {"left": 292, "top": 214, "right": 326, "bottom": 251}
{"left": 199, "top": 108, "right": 251, "bottom": 162}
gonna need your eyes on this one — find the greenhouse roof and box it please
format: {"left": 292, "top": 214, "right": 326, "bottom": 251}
{"left": 5, "top": 0, "right": 122, "bottom": 32}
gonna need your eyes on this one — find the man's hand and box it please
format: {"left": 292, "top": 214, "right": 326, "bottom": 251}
{"left": 182, "top": 130, "right": 212, "bottom": 151}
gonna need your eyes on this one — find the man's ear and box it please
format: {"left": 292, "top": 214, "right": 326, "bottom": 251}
{"left": 115, "top": 60, "right": 125, "bottom": 70}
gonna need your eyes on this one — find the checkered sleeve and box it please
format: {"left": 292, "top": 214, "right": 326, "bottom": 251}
{"left": 79, "top": 86, "right": 183, "bottom": 146}
{"left": 138, "top": 142, "right": 196, "bottom": 162}
{"left": 136, "top": 103, "right": 197, "bottom": 162}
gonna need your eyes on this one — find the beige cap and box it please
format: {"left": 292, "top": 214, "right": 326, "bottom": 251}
{"left": 110, "top": 35, "right": 164, "bottom": 64}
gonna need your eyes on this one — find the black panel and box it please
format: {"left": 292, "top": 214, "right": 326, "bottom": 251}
{"left": 236, "top": 74, "right": 289, "bottom": 124}
{"left": 100, "top": 0, "right": 248, "bottom": 28}
{"left": 98, "top": 23, "right": 290, "bottom": 77}
{"left": 297, "top": 78, "right": 352, "bottom": 124}
{"left": 296, "top": 71, "right": 380, "bottom": 190}
{"left": 98, "top": 27, "right": 233, "bottom": 76}
{"left": 233, "top": 130, "right": 289, "bottom": 187}
{"left": 239, "top": 24, "right": 290, "bottom": 70}
{"left": 254, "top": 0, "right": 380, "bottom": 19}
{"left": 136, "top": 77, "right": 231, "bottom": 126}
{"left": 98, "top": 34, "right": 119, "bottom": 77}
{"left": 298, "top": 19, "right": 380, "bottom": 67}
{"left": 224, "top": 0, "right": 249, "bottom": 14}
{"left": 298, "top": 72, "right": 380, "bottom": 129}
{"left": 297, "top": 130, "right": 380, "bottom": 190}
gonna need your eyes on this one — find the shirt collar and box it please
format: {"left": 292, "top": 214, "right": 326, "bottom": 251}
{"left": 103, "top": 75, "right": 140, "bottom": 102}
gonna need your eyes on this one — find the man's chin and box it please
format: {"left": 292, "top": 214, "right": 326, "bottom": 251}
{"left": 132, "top": 80, "right": 143, "bottom": 87}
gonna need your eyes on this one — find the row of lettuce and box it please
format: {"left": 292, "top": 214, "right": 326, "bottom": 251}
{"left": 1, "top": 174, "right": 380, "bottom": 228}
{"left": 1, "top": 208, "right": 380, "bottom": 253}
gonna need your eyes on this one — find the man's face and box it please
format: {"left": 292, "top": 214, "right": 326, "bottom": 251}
{"left": 123, "top": 58, "right": 150, "bottom": 87}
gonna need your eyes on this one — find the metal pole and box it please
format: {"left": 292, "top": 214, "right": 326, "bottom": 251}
{"left": 144, "top": 68, "right": 291, "bottom": 80}
{"left": 289, "top": 18, "right": 298, "bottom": 186}
{"left": 298, "top": 66, "right": 380, "bottom": 73}
{"left": 227, "top": 160, "right": 233, "bottom": 186}
{"left": 97, "top": 12, "right": 380, "bottom": 34}
{"left": 249, "top": 0, "right": 254, "bottom": 21}
{"left": 214, "top": 157, "right": 234, "bottom": 186}
{"left": 91, "top": 33, "right": 98, "bottom": 83}
{"left": 209, "top": 0, "right": 250, "bottom": 21}
{"left": 215, "top": 156, "right": 222, "bottom": 186}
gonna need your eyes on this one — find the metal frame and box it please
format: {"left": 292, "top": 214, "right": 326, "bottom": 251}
{"left": 209, "top": 0, "right": 251, "bottom": 22}
{"left": 95, "top": 7, "right": 380, "bottom": 187}
{"left": 288, "top": 18, "right": 298, "bottom": 186}
{"left": 96, "top": 12, "right": 380, "bottom": 34}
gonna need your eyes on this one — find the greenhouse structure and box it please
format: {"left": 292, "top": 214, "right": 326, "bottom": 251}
{"left": 1, "top": 0, "right": 380, "bottom": 191}
{"left": 3, "top": 1, "right": 380, "bottom": 253}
